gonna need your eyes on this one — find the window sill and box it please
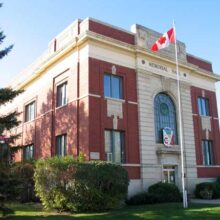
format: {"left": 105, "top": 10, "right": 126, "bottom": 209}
{"left": 197, "top": 165, "right": 217, "bottom": 168}
{"left": 56, "top": 103, "right": 68, "bottom": 110}
{"left": 104, "top": 97, "right": 125, "bottom": 103}
{"left": 199, "top": 115, "right": 211, "bottom": 118}
{"left": 24, "top": 119, "right": 36, "bottom": 124}
{"left": 156, "top": 144, "right": 181, "bottom": 155}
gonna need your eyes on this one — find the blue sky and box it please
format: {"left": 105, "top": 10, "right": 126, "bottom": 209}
{"left": 1, "top": 0, "right": 220, "bottom": 111}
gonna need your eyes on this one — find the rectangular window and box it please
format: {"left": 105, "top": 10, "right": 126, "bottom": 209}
{"left": 104, "top": 74, "right": 123, "bottom": 99}
{"left": 104, "top": 130, "right": 125, "bottom": 163}
{"left": 57, "top": 82, "right": 67, "bottom": 107}
{"left": 198, "top": 97, "right": 209, "bottom": 116}
{"left": 56, "top": 134, "right": 67, "bottom": 156}
{"left": 202, "top": 140, "right": 214, "bottom": 165}
{"left": 25, "top": 101, "right": 36, "bottom": 122}
{"left": 23, "top": 144, "right": 34, "bottom": 160}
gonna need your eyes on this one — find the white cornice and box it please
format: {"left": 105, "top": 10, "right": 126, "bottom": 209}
{"left": 12, "top": 30, "right": 220, "bottom": 90}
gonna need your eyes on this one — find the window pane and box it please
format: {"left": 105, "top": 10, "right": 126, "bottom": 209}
{"left": 25, "top": 101, "right": 35, "bottom": 122}
{"left": 57, "top": 83, "right": 67, "bottom": 107}
{"left": 25, "top": 105, "right": 29, "bottom": 122}
{"left": 104, "top": 74, "right": 122, "bottom": 99}
{"left": 112, "top": 76, "right": 122, "bottom": 99}
{"left": 62, "top": 83, "right": 67, "bottom": 105}
{"left": 56, "top": 134, "right": 67, "bottom": 156}
{"left": 198, "top": 97, "right": 209, "bottom": 116}
{"left": 30, "top": 102, "right": 35, "bottom": 121}
{"left": 208, "top": 141, "right": 214, "bottom": 165}
{"left": 120, "top": 132, "right": 125, "bottom": 163}
{"left": 114, "top": 131, "right": 121, "bottom": 163}
{"left": 205, "top": 99, "right": 210, "bottom": 116}
{"left": 202, "top": 140, "right": 214, "bottom": 165}
{"left": 105, "top": 130, "right": 111, "bottom": 153}
{"left": 104, "top": 130, "right": 125, "bottom": 163}
{"left": 201, "top": 99, "right": 206, "bottom": 115}
{"left": 24, "top": 144, "right": 34, "bottom": 160}
{"left": 104, "top": 75, "right": 111, "bottom": 97}
{"left": 154, "top": 93, "right": 177, "bottom": 144}
{"left": 198, "top": 98, "right": 202, "bottom": 115}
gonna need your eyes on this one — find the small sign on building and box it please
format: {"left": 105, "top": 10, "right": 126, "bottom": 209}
{"left": 163, "top": 127, "right": 174, "bottom": 147}
{"left": 90, "top": 152, "right": 100, "bottom": 160}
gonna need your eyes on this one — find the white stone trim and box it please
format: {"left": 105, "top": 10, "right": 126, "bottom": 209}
{"left": 122, "top": 164, "right": 141, "bottom": 167}
{"left": 88, "top": 93, "right": 101, "bottom": 98}
{"left": 128, "top": 101, "right": 138, "bottom": 105}
{"left": 196, "top": 165, "right": 220, "bottom": 168}
{"left": 104, "top": 97, "right": 125, "bottom": 103}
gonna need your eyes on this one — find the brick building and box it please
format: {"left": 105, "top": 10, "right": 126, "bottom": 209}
{"left": 2, "top": 18, "right": 220, "bottom": 195}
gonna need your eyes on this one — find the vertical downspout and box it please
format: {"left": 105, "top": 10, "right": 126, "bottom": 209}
{"left": 51, "top": 77, "right": 55, "bottom": 156}
{"left": 51, "top": 39, "right": 57, "bottom": 157}
{"left": 76, "top": 29, "right": 80, "bottom": 156}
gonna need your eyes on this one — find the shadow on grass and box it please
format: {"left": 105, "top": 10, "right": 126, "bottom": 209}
{"left": 3, "top": 203, "right": 220, "bottom": 220}
{"left": 0, "top": 206, "right": 15, "bottom": 217}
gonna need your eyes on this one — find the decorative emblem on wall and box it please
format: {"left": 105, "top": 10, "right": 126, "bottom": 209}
{"left": 112, "top": 65, "right": 116, "bottom": 75}
{"left": 163, "top": 127, "right": 174, "bottom": 147}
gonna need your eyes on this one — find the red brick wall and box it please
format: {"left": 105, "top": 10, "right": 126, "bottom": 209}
{"left": 88, "top": 20, "right": 135, "bottom": 45}
{"left": 88, "top": 57, "right": 140, "bottom": 179}
{"left": 13, "top": 70, "right": 80, "bottom": 160}
{"left": 187, "top": 54, "right": 213, "bottom": 73}
{"left": 191, "top": 86, "right": 220, "bottom": 177}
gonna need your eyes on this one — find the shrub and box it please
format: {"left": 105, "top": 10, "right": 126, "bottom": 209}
{"left": 195, "top": 182, "right": 220, "bottom": 199}
{"left": 34, "top": 156, "right": 129, "bottom": 212}
{"left": 213, "top": 183, "right": 220, "bottom": 198}
{"left": 10, "top": 162, "right": 36, "bottom": 202}
{"left": 0, "top": 162, "right": 36, "bottom": 203}
{"left": 126, "top": 192, "right": 159, "bottom": 205}
{"left": 148, "top": 182, "right": 181, "bottom": 203}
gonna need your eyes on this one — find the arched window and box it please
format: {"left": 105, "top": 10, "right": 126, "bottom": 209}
{"left": 154, "top": 93, "right": 178, "bottom": 144}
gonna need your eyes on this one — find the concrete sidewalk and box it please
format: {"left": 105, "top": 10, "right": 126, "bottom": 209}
{"left": 190, "top": 199, "right": 220, "bottom": 205}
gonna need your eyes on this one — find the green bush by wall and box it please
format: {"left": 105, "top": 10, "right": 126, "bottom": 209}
{"left": 195, "top": 182, "right": 220, "bottom": 199}
{"left": 34, "top": 156, "right": 129, "bottom": 212}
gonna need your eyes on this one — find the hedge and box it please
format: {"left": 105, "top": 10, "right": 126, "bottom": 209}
{"left": 34, "top": 156, "right": 129, "bottom": 212}
{"left": 148, "top": 182, "right": 181, "bottom": 203}
{"left": 126, "top": 192, "right": 159, "bottom": 205}
{"left": 195, "top": 182, "right": 220, "bottom": 199}
{"left": 127, "top": 182, "right": 181, "bottom": 205}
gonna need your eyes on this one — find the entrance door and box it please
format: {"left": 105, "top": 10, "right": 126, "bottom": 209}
{"left": 163, "top": 165, "right": 176, "bottom": 184}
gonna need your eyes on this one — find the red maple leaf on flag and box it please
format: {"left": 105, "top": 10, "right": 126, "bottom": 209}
{"left": 158, "top": 36, "right": 166, "bottom": 45}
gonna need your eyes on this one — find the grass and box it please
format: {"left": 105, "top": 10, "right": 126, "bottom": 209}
{"left": 1, "top": 202, "right": 220, "bottom": 220}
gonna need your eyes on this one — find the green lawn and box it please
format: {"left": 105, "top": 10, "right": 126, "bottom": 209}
{"left": 1, "top": 202, "right": 220, "bottom": 220}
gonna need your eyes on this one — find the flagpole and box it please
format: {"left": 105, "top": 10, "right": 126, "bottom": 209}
{"left": 173, "top": 20, "right": 188, "bottom": 208}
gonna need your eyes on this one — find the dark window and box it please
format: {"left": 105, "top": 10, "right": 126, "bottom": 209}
{"left": 104, "top": 74, "right": 123, "bottom": 99}
{"left": 25, "top": 101, "right": 35, "bottom": 122}
{"left": 57, "top": 82, "right": 67, "bottom": 107}
{"left": 23, "top": 144, "right": 34, "bottom": 160}
{"left": 56, "top": 134, "right": 67, "bottom": 156}
{"left": 154, "top": 93, "right": 178, "bottom": 144}
{"left": 104, "top": 130, "right": 125, "bottom": 163}
{"left": 202, "top": 140, "right": 214, "bottom": 165}
{"left": 198, "top": 97, "right": 209, "bottom": 116}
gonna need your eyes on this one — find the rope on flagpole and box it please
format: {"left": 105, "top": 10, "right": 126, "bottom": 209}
{"left": 173, "top": 20, "right": 188, "bottom": 208}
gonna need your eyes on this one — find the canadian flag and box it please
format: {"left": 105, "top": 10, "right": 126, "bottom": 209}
{"left": 151, "top": 28, "right": 175, "bottom": 52}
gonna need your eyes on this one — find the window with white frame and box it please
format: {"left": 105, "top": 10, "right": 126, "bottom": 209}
{"left": 23, "top": 144, "right": 34, "bottom": 160}
{"left": 202, "top": 140, "right": 214, "bottom": 165}
{"left": 25, "top": 101, "right": 36, "bottom": 122}
{"left": 198, "top": 97, "right": 210, "bottom": 116}
{"left": 104, "top": 74, "right": 123, "bottom": 99}
{"left": 56, "top": 134, "right": 67, "bottom": 156}
{"left": 57, "top": 82, "right": 67, "bottom": 107}
{"left": 104, "top": 130, "right": 125, "bottom": 163}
